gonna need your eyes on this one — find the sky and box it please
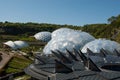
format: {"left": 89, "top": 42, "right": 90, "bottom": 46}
{"left": 0, "top": 0, "right": 120, "bottom": 26}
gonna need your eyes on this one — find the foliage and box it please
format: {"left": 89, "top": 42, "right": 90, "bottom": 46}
{"left": 0, "top": 22, "right": 81, "bottom": 35}
{"left": 82, "top": 14, "right": 120, "bottom": 42}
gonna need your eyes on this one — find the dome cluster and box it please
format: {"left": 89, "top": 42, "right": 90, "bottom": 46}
{"left": 42, "top": 28, "right": 120, "bottom": 55}
{"left": 43, "top": 28, "right": 95, "bottom": 54}
{"left": 4, "top": 40, "right": 29, "bottom": 50}
{"left": 34, "top": 32, "right": 51, "bottom": 42}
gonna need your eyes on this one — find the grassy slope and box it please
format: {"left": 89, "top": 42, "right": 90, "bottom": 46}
{"left": 5, "top": 55, "right": 32, "bottom": 74}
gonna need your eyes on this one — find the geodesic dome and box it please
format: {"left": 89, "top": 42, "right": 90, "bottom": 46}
{"left": 81, "top": 39, "right": 120, "bottom": 54}
{"left": 4, "top": 40, "right": 29, "bottom": 50}
{"left": 43, "top": 28, "right": 95, "bottom": 55}
{"left": 43, "top": 39, "right": 79, "bottom": 55}
{"left": 34, "top": 32, "right": 51, "bottom": 42}
{"left": 14, "top": 41, "right": 29, "bottom": 49}
{"left": 4, "top": 41, "right": 17, "bottom": 50}
{"left": 52, "top": 28, "right": 74, "bottom": 39}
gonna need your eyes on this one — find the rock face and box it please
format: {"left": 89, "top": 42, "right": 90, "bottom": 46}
{"left": 24, "top": 49, "right": 120, "bottom": 80}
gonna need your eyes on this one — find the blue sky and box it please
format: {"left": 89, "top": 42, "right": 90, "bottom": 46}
{"left": 0, "top": 0, "right": 120, "bottom": 26}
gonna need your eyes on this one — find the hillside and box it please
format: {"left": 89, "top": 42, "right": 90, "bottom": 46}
{"left": 82, "top": 14, "right": 120, "bottom": 43}
{"left": 0, "top": 14, "right": 120, "bottom": 43}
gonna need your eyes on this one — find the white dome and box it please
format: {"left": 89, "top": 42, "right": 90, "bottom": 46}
{"left": 4, "top": 40, "right": 29, "bottom": 50}
{"left": 43, "top": 28, "right": 95, "bottom": 55}
{"left": 81, "top": 39, "right": 120, "bottom": 54}
{"left": 14, "top": 41, "right": 29, "bottom": 49}
{"left": 4, "top": 41, "right": 17, "bottom": 50}
{"left": 34, "top": 32, "right": 51, "bottom": 42}
{"left": 52, "top": 28, "right": 74, "bottom": 39}
{"left": 43, "top": 39, "right": 79, "bottom": 54}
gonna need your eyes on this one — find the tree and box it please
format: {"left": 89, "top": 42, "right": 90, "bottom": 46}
{"left": 108, "top": 16, "right": 117, "bottom": 24}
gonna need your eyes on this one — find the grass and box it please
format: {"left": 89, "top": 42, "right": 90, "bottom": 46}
{"left": 5, "top": 56, "right": 32, "bottom": 74}
{"left": 0, "top": 35, "right": 35, "bottom": 42}
{"left": 0, "top": 35, "right": 20, "bottom": 41}
{"left": 14, "top": 74, "right": 31, "bottom": 80}
{"left": 20, "top": 46, "right": 44, "bottom": 53}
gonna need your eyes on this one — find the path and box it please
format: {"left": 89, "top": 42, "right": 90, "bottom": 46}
{"left": 0, "top": 51, "right": 14, "bottom": 71}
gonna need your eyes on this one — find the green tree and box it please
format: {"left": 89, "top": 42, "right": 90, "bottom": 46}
{"left": 108, "top": 16, "right": 117, "bottom": 24}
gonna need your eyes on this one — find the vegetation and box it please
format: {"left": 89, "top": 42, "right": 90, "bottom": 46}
{"left": 82, "top": 14, "right": 120, "bottom": 42}
{"left": 14, "top": 75, "right": 31, "bottom": 80}
{"left": 20, "top": 45, "right": 44, "bottom": 53}
{"left": 0, "top": 22, "right": 81, "bottom": 36}
{"left": 0, "top": 14, "right": 120, "bottom": 43}
{"left": 5, "top": 56, "right": 32, "bottom": 74}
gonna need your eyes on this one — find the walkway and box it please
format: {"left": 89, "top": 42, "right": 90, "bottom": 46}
{"left": 0, "top": 51, "right": 14, "bottom": 71}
